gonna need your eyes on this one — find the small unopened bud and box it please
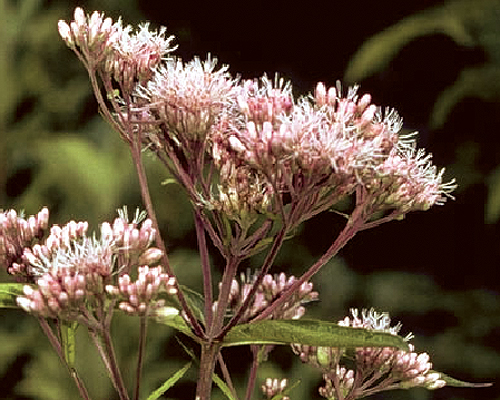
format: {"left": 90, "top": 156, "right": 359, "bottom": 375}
{"left": 315, "top": 82, "right": 327, "bottom": 106}
{"left": 138, "top": 247, "right": 163, "bottom": 265}
{"left": 58, "top": 20, "right": 73, "bottom": 45}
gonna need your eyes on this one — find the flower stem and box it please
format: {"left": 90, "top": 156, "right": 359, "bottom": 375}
{"left": 101, "top": 323, "right": 130, "bottom": 400}
{"left": 134, "top": 316, "right": 148, "bottom": 400}
{"left": 195, "top": 209, "right": 214, "bottom": 330}
{"left": 38, "top": 318, "right": 92, "bottom": 400}
{"left": 129, "top": 136, "right": 204, "bottom": 338}
{"left": 217, "top": 224, "right": 287, "bottom": 338}
{"left": 217, "top": 352, "right": 238, "bottom": 400}
{"left": 253, "top": 211, "right": 364, "bottom": 322}
{"left": 244, "top": 346, "right": 260, "bottom": 400}
{"left": 211, "top": 256, "right": 240, "bottom": 337}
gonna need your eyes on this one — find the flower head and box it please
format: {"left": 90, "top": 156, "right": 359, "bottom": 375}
{"left": 106, "top": 23, "right": 176, "bottom": 92}
{"left": 59, "top": 7, "right": 176, "bottom": 94}
{"left": 0, "top": 207, "right": 49, "bottom": 279}
{"left": 140, "top": 56, "right": 236, "bottom": 143}
{"left": 15, "top": 209, "right": 168, "bottom": 321}
{"left": 293, "top": 308, "right": 447, "bottom": 399}
{"left": 366, "top": 146, "right": 456, "bottom": 213}
{"left": 214, "top": 271, "right": 318, "bottom": 321}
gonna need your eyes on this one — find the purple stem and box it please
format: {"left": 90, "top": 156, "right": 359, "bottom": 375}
{"left": 253, "top": 211, "right": 365, "bottom": 322}
{"left": 195, "top": 209, "right": 214, "bottom": 329}
{"left": 129, "top": 135, "right": 204, "bottom": 338}
{"left": 211, "top": 255, "right": 240, "bottom": 336}
{"left": 38, "top": 318, "right": 92, "bottom": 400}
{"left": 217, "top": 224, "right": 287, "bottom": 339}
{"left": 134, "top": 316, "right": 148, "bottom": 400}
{"left": 101, "top": 322, "right": 130, "bottom": 400}
{"left": 217, "top": 352, "right": 238, "bottom": 400}
{"left": 244, "top": 346, "right": 260, "bottom": 400}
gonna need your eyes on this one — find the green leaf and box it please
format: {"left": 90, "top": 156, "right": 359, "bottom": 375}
{"left": 162, "top": 285, "right": 205, "bottom": 324}
{"left": 154, "top": 310, "right": 199, "bottom": 341}
{"left": 213, "top": 373, "right": 237, "bottom": 400}
{"left": 222, "top": 319, "right": 409, "bottom": 350}
{"left": 435, "top": 371, "right": 493, "bottom": 388}
{"left": 0, "top": 283, "right": 26, "bottom": 308}
{"left": 344, "top": 0, "right": 484, "bottom": 84}
{"left": 146, "top": 361, "right": 192, "bottom": 400}
{"left": 60, "top": 321, "right": 78, "bottom": 368}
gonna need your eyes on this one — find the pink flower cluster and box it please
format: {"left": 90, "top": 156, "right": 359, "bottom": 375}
{"left": 0, "top": 208, "right": 49, "bottom": 279}
{"left": 106, "top": 265, "right": 177, "bottom": 316}
{"left": 58, "top": 7, "right": 455, "bottom": 235}
{"left": 3, "top": 207, "right": 175, "bottom": 321}
{"left": 293, "top": 309, "right": 446, "bottom": 399}
{"left": 215, "top": 271, "right": 318, "bottom": 321}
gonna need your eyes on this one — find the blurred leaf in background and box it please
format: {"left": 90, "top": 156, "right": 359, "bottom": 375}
{"left": 344, "top": 0, "right": 500, "bottom": 225}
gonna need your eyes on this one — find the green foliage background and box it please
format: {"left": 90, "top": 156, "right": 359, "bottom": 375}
{"left": 0, "top": 0, "right": 498, "bottom": 399}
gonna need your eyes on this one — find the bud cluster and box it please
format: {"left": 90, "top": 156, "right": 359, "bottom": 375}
{"left": 58, "top": 8, "right": 121, "bottom": 66}
{"left": 261, "top": 378, "right": 290, "bottom": 400}
{"left": 293, "top": 309, "right": 446, "bottom": 399}
{"left": 216, "top": 271, "right": 318, "bottom": 321}
{"left": 106, "top": 265, "right": 176, "bottom": 316}
{"left": 13, "top": 208, "right": 171, "bottom": 322}
{"left": 213, "top": 165, "right": 274, "bottom": 228}
{"left": 0, "top": 207, "right": 49, "bottom": 279}
{"left": 58, "top": 7, "right": 175, "bottom": 93}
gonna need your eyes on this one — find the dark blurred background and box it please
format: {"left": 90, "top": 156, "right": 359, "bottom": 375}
{"left": 0, "top": 0, "right": 499, "bottom": 399}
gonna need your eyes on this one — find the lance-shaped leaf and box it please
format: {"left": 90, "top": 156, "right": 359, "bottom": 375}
{"left": 146, "top": 361, "right": 192, "bottom": 400}
{"left": 222, "top": 319, "right": 409, "bottom": 350}
{"left": 213, "top": 373, "right": 237, "bottom": 400}
{"left": 161, "top": 285, "right": 205, "bottom": 323}
{"left": 0, "top": 283, "right": 26, "bottom": 308}
{"left": 154, "top": 308, "right": 199, "bottom": 341}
